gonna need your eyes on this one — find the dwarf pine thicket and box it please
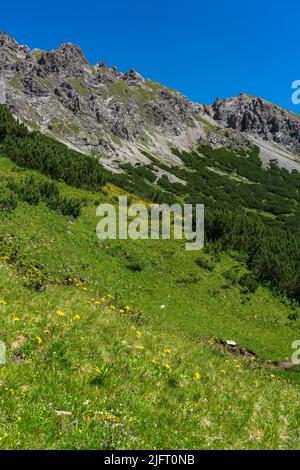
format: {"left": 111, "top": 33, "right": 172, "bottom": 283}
{"left": 2, "top": 174, "right": 82, "bottom": 218}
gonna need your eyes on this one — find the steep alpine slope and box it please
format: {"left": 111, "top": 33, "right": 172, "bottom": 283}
{"left": 1, "top": 32, "right": 300, "bottom": 172}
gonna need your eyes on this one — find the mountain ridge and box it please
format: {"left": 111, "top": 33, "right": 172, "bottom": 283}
{"left": 1, "top": 32, "right": 300, "bottom": 172}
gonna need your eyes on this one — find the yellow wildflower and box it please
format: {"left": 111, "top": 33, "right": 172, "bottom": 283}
{"left": 35, "top": 336, "right": 43, "bottom": 345}
{"left": 193, "top": 372, "right": 201, "bottom": 380}
{"left": 119, "top": 309, "right": 125, "bottom": 314}
{"left": 164, "top": 363, "right": 171, "bottom": 370}
{"left": 13, "top": 316, "right": 21, "bottom": 322}
{"left": 73, "top": 314, "right": 81, "bottom": 321}
{"left": 56, "top": 309, "right": 65, "bottom": 317}
{"left": 0, "top": 300, "right": 7, "bottom": 305}
{"left": 124, "top": 306, "right": 130, "bottom": 311}
{"left": 136, "top": 345, "right": 145, "bottom": 351}
{"left": 136, "top": 330, "right": 142, "bottom": 338}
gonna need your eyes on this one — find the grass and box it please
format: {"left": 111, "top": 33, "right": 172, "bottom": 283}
{"left": 194, "top": 115, "right": 218, "bottom": 133}
{"left": 49, "top": 117, "right": 68, "bottom": 136}
{"left": 108, "top": 81, "right": 134, "bottom": 100}
{"left": 0, "top": 155, "right": 300, "bottom": 449}
{"left": 68, "top": 122, "right": 81, "bottom": 135}
{"left": 69, "top": 79, "right": 89, "bottom": 97}
{"left": 25, "top": 120, "right": 41, "bottom": 132}
{"left": 10, "top": 73, "right": 22, "bottom": 92}
{"left": 145, "top": 80, "right": 177, "bottom": 94}
{"left": 108, "top": 80, "right": 159, "bottom": 106}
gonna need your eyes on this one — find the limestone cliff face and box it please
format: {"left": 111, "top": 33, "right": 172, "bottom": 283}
{"left": 210, "top": 93, "right": 300, "bottom": 154}
{"left": 1, "top": 32, "right": 300, "bottom": 173}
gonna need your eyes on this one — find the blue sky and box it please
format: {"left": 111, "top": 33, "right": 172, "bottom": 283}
{"left": 1, "top": 0, "right": 299, "bottom": 113}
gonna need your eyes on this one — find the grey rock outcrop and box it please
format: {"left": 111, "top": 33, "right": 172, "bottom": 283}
{"left": 211, "top": 93, "right": 300, "bottom": 154}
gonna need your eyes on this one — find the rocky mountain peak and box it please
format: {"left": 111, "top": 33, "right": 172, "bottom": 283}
{"left": 56, "top": 42, "right": 88, "bottom": 65}
{"left": 0, "top": 33, "right": 299, "bottom": 172}
{"left": 211, "top": 93, "right": 300, "bottom": 153}
{"left": 37, "top": 42, "right": 88, "bottom": 74}
{"left": 122, "top": 68, "right": 144, "bottom": 83}
{"left": 0, "top": 32, "right": 31, "bottom": 69}
{"left": 0, "top": 33, "right": 207, "bottom": 171}
{"left": 0, "top": 32, "right": 18, "bottom": 47}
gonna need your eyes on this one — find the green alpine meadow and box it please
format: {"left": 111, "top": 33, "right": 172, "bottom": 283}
{"left": 1, "top": 103, "right": 300, "bottom": 450}
{"left": 0, "top": 23, "right": 300, "bottom": 451}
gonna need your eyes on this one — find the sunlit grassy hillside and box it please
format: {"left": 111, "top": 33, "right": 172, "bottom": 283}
{"left": 0, "top": 154, "right": 300, "bottom": 449}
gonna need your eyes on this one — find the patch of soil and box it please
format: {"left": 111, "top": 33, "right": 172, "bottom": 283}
{"left": 213, "top": 339, "right": 260, "bottom": 362}
{"left": 211, "top": 338, "right": 299, "bottom": 371}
